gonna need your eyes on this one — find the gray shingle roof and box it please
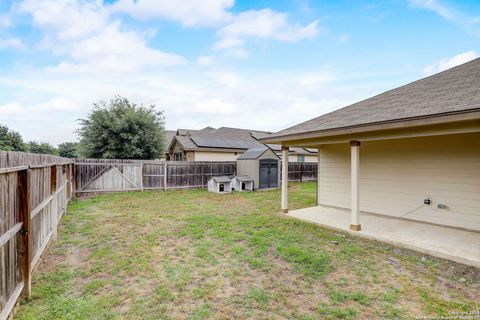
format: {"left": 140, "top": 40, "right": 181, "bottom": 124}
{"left": 165, "top": 130, "right": 176, "bottom": 147}
{"left": 237, "top": 147, "right": 269, "bottom": 160}
{"left": 212, "top": 176, "right": 232, "bottom": 183}
{"left": 175, "top": 127, "right": 269, "bottom": 151}
{"left": 234, "top": 175, "right": 254, "bottom": 181}
{"left": 267, "top": 58, "right": 480, "bottom": 140}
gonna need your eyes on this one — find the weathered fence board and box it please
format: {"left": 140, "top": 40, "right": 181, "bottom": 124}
{"left": 76, "top": 160, "right": 238, "bottom": 193}
{"left": 0, "top": 151, "right": 74, "bottom": 320}
{"left": 75, "top": 159, "right": 317, "bottom": 194}
{"left": 288, "top": 162, "right": 318, "bottom": 182}
{"left": 1, "top": 151, "right": 317, "bottom": 318}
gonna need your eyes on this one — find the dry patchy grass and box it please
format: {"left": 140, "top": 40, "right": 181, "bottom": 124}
{"left": 16, "top": 183, "right": 479, "bottom": 319}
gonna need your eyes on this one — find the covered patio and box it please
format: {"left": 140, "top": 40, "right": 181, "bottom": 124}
{"left": 287, "top": 205, "right": 480, "bottom": 267}
{"left": 275, "top": 131, "right": 480, "bottom": 268}
{"left": 261, "top": 58, "right": 480, "bottom": 268}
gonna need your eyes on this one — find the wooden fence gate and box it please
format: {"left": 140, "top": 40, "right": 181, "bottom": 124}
{"left": 75, "top": 160, "right": 237, "bottom": 194}
{"left": 75, "top": 160, "right": 143, "bottom": 193}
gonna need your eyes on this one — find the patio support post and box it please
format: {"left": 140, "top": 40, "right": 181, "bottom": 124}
{"left": 316, "top": 147, "right": 321, "bottom": 206}
{"left": 350, "top": 141, "right": 361, "bottom": 231}
{"left": 281, "top": 146, "right": 289, "bottom": 213}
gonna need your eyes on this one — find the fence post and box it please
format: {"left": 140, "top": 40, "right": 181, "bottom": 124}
{"left": 18, "top": 168, "right": 32, "bottom": 298}
{"left": 163, "top": 162, "right": 167, "bottom": 191}
{"left": 201, "top": 164, "right": 205, "bottom": 188}
{"left": 140, "top": 162, "right": 144, "bottom": 192}
{"left": 50, "top": 165, "right": 58, "bottom": 241}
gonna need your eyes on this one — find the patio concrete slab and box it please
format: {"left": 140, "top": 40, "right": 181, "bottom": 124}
{"left": 287, "top": 206, "right": 480, "bottom": 268}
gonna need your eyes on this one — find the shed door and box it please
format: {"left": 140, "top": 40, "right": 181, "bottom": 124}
{"left": 259, "top": 159, "right": 278, "bottom": 189}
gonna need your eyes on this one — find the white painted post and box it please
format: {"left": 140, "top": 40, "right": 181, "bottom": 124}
{"left": 316, "top": 147, "right": 321, "bottom": 206}
{"left": 350, "top": 141, "right": 361, "bottom": 231}
{"left": 281, "top": 146, "right": 289, "bottom": 213}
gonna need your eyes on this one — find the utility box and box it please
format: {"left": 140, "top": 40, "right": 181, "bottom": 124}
{"left": 232, "top": 176, "right": 254, "bottom": 191}
{"left": 237, "top": 147, "right": 280, "bottom": 190}
{"left": 207, "top": 176, "right": 233, "bottom": 193}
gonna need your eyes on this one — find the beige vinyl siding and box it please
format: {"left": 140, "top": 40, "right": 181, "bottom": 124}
{"left": 193, "top": 151, "right": 241, "bottom": 161}
{"left": 318, "top": 132, "right": 480, "bottom": 231}
{"left": 288, "top": 155, "right": 318, "bottom": 162}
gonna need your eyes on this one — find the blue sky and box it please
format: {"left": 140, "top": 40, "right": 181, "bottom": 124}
{"left": 0, "top": 0, "right": 479, "bottom": 145}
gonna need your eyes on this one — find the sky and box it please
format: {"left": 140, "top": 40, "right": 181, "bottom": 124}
{"left": 0, "top": 0, "right": 479, "bottom": 146}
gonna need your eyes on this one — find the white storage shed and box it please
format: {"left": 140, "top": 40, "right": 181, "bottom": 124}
{"left": 237, "top": 147, "right": 280, "bottom": 190}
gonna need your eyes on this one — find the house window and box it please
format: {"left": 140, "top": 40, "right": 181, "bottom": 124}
{"left": 174, "top": 152, "right": 183, "bottom": 161}
{"left": 297, "top": 155, "right": 305, "bottom": 162}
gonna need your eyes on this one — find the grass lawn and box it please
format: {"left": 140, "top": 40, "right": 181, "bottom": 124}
{"left": 16, "top": 182, "right": 479, "bottom": 320}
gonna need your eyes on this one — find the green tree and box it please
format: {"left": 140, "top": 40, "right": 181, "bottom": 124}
{"left": 58, "top": 142, "right": 79, "bottom": 158}
{"left": 77, "top": 96, "right": 166, "bottom": 159}
{"left": 0, "top": 124, "right": 27, "bottom": 151}
{"left": 27, "top": 141, "right": 58, "bottom": 155}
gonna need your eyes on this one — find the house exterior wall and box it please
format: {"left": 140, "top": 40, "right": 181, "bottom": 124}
{"left": 288, "top": 154, "right": 318, "bottom": 163}
{"left": 170, "top": 141, "right": 184, "bottom": 161}
{"left": 193, "top": 151, "right": 242, "bottom": 161}
{"left": 318, "top": 132, "right": 480, "bottom": 231}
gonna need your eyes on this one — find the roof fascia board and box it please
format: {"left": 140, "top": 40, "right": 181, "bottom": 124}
{"left": 261, "top": 110, "right": 480, "bottom": 144}
{"left": 279, "top": 119, "right": 480, "bottom": 147}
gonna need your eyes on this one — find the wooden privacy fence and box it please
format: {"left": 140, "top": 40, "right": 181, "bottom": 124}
{"left": 75, "top": 159, "right": 237, "bottom": 193}
{"left": 75, "top": 159, "right": 317, "bottom": 194}
{"left": 287, "top": 162, "right": 318, "bottom": 182}
{"left": 1, "top": 153, "right": 317, "bottom": 318}
{"left": 0, "top": 151, "right": 74, "bottom": 320}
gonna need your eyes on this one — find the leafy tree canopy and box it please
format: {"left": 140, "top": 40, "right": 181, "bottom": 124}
{"left": 0, "top": 124, "right": 27, "bottom": 151}
{"left": 77, "top": 96, "right": 166, "bottom": 159}
{"left": 58, "top": 142, "right": 79, "bottom": 158}
{"left": 27, "top": 141, "right": 58, "bottom": 155}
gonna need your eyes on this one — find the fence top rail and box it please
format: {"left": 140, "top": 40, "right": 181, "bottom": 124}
{"left": 0, "top": 150, "right": 71, "bottom": 168}
{"left": 75, "top": 162, "right": 143, "bottom": 166}
{"left": 0, "top": 165, "right": 28, "bottom": 174}
{"left": 0, "top": 161, "right": 75, "bottom": 173}
{"left": 75, "top": 160, "right": 237, "bottom": 165}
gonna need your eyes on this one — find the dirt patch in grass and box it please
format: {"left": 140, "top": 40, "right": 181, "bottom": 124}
{"left": 16, "top": 183, "right": 480, "bottom": 320}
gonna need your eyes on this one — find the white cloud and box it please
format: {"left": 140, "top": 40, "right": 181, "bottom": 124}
{"left": 0, "top": 102, "right": 24, "bottom": 115}
{"left": 19, "top": 0, "right": 108, "bottom": 40}
{"left": 218, "top": 9, "right": 319, "bottom": 42}
{"left": 194, "top": 98, "right": 237, "bottom": 114}
{"left": 408, "top": 0, "right": 454, "bottom": 20}
{"left": 111, "top": 0, "right": 234, "bottom": 26}
{"left": 408, "top": 0, "right": 480, "bottom": 36}
{"left": 214, "top": 38, "right": 244, "bottom": 50}
{"left": 0, "top": 0, "right": 370, "bottom": 146}
{"left": 423, "top": 50, "right": 479, "bottom": 75}
{"left": 0, "top": 15, "right": 12, "bottom": 29}
{"left": 18, "top": 0, "right": 185, "bottom": 72}
{"left": 197, "top": 55, "right": 215, "bottom": 66}
{"left": 0, "top": 37, "right": 23, "bottom": 49}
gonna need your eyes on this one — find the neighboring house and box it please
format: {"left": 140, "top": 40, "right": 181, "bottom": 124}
{"left": 262, "top": 59, "right": 480, "bottom": 266}
{"left": 165, "top": 130, "right": 177, "bottom": 150}
{"left": 166, "top": 126, "right": 317, "bottom": 162}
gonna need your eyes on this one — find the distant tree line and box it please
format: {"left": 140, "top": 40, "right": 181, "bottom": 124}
{"left": 0, "top": 125, "right": 80, "bottom": 157}
{"left": 1, "top": 96, "right": 166, "bottom": 160}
